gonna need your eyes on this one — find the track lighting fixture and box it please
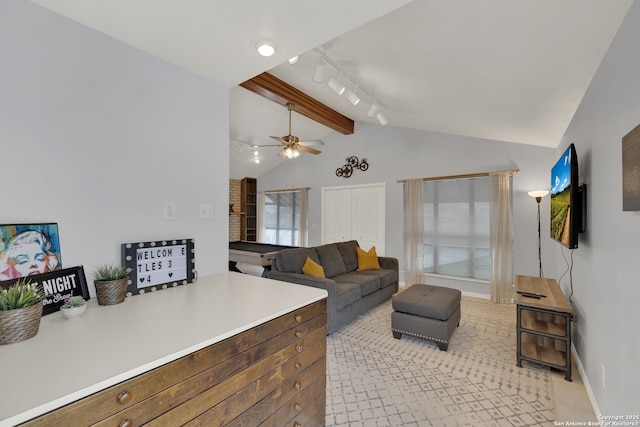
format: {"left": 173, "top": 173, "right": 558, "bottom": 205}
{"left": 367, "top": 102, "right": 381, "bottom": 118}
{"left": 328, "top": 78, "right": 346, "bottom": 95}
{"left": 345, "top": 87, "right": 360, "bottom": 106}
{"left": 313, "top": 48, "right": 389, "bottom": 126}
{"left": 313, "top": 60, "right": 325, "bottom": 83}
{"left": 288, "top": 56, "right": 299, "bottom": 65}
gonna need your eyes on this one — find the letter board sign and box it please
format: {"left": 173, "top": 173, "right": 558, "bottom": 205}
{"left": 122, "top": 239, "right": 195, "bottom": 296}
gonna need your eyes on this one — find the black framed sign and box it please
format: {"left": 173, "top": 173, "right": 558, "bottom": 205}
{"left": 0, "top": 266, "right": 90, "bottom": 315}
{"left": 121, "top": 239, "right": 196, "bottom": 296}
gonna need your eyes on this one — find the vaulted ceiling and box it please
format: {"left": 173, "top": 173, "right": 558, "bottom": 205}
{"left": 31, "top": 0, "right": 633, "bottom": 179}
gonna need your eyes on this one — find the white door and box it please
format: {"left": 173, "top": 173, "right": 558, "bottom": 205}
{"left": 321, "top": 183, "right": 385, "bottom": 255}
{"left": 351, "top": 186, "right": 385, "bottom": 254}
{"left": 321, "top": 188, "right": 351, "bottom": 243}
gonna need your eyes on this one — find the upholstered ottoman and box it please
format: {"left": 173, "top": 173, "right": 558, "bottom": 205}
{"left": 391, "top": 284, "right": 461, "bottom": 351}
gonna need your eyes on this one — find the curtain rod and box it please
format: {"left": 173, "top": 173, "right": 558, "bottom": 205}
{"left": 262, "top": 187, "right": 311, "bottom": 193}
{"left": 397, "top": 169, "right": 520, "bottom": 183}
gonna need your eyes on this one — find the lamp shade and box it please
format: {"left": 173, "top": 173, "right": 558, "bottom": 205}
{"left": 528, "top": 190, "right": 550, "bottom": 198}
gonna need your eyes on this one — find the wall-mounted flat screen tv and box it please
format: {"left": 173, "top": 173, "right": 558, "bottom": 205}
{"left": 550, "top": 143, "right": 585, "bottom": 249}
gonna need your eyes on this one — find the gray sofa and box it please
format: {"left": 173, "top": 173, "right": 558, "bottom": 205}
{"left": 267, "top": 240, "right": 399, "bottom": 334}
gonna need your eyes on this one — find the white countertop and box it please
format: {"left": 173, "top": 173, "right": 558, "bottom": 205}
{"left": 0, "top": 272, "right": 327, "bottom": 426}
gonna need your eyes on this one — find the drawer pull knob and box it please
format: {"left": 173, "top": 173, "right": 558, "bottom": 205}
{"left": 294, "top": 402, "right": 302, "bottom": 411}
{"left": 295, "top": 344, "right": 303, "bottom": 353}
{"left": 294, "top": 382, "right": 302, "bottom": 390}
{"left": 295, "top": 330, "right": 302, "bottom": 338}
{"left": 295, "top": 362, "right": 303, "bottom": 370}
{"left": 119, "top": 420, "right": 133, "bottom": 427}
{"left": 294, "top": 422, "right": 302, "bottom": 427}
{"left": 117, "top": 391, "right": 132, "bottom": 405}
{"left": 295, "top": 314, "right": 303, "bottom": 323}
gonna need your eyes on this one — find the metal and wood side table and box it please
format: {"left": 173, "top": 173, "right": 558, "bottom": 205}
{"left": 515, "top": 275, "right": 573, "bottom": 381}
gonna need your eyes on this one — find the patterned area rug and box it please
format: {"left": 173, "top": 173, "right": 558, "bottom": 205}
{"left": 325, "top": 296, "right": 555, "bottom": 426}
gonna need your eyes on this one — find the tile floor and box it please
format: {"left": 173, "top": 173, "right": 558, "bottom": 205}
{"left": 550, "top": 360, "right": 597, "bottom": 423}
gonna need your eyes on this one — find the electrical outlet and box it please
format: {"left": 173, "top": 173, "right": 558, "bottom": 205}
{"left": 600, "top": 363, "right": 606, "bottom": 389}
{"left": 199, "top": 204, "right": 213, "bottom": 219}
{"left": 164, "top": 202, "right": 176, "bottom": 220}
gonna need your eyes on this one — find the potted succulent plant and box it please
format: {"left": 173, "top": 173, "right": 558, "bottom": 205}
{"left": 60, "top": 295, "right": 88, "bottom": 319}
{"left": 0, "top": 278, "right": 44, "bottom": 344}
{"left": 92, "top": 262, "right": 130, "bottom": 306}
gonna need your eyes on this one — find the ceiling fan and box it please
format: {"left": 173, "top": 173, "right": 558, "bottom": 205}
{"left": 258, "top": 102, "right": 324, "bottom": 159}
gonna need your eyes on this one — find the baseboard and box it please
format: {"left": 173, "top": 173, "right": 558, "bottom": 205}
{"left": 461, "top": 290, "right": 490, "bottom": 300}
{"left": 572, "top": 343, "right": 601, "bottom": 417}
{"left": 399, "top": 281, "right": 490, "bottom": 300}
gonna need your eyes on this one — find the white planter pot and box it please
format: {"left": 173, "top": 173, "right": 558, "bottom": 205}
{"left": 60, "top": 304, "right": 87, "bottom": 319}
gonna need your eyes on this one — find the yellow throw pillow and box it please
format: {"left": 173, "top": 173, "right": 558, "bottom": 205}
{"left": 302, "top": 257, "right": 325, "bottom": 278}
{"left": 357, "top": 246, "right": 382, "bottom": 271}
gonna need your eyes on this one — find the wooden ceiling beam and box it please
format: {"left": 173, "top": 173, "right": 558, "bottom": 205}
{"left": 239, "top": 72, "right": 354, "bottom": 135}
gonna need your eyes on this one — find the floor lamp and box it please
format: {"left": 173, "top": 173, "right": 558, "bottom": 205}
{"left": 528, "top": 190, "right": 550, "bottom": 277}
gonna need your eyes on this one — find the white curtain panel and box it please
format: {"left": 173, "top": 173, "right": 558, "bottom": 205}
{"left": 489, "top": 172, "right": 513, "bottom": 303}
{"left": 299, "top": 188, "right": 308, "bottom": 247}
{"left": 403, "top": 178, "right": 425, "bottom": 286}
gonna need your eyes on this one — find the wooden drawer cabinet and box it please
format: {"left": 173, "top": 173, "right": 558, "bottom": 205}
{"left": 21, "top": 299, "right": 326, "bottom": 427}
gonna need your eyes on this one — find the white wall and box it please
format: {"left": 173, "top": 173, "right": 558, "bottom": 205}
{"left": 259, "top": 122, "right": 558, "bottom": 289}
{"left": 555, "top": 1, "right": 640, "bottom": 415}
{"left": 0, "top": 1, "right": 230, "bottom": 292}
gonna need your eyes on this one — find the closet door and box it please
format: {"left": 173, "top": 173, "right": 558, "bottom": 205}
{"left": 321, "top": 188, "right": 352, "bottom": 244}
{"left": 321, "top": 184, "right": 385, "bottom": 254}
{"left": 352, "top": 186, "right": 385, "bottom": 255}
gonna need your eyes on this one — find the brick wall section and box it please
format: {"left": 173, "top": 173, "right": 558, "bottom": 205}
{"left": 229, "top": 179, "right": 242, "bottom": 241}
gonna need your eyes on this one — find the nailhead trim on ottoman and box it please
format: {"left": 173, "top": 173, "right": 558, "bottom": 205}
{"left": 391, "top": 284, "right": 461, "bottom": 351}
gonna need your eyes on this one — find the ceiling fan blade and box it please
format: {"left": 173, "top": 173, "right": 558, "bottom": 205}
{"left": 298, "top": 145, "right": 321, "bottom": 155}
{"left": 299, "top": 139, "right": 325, "bottom": 146}
{"left": 269, "top": 135, "right": 285, "bottom": 143}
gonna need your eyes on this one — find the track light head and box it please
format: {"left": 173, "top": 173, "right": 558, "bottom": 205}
{"left": 345, "top": 89, "right": 360, "bottom": 106}
{"left": 328, "top": 78, "right": 346, "bottom": 95}
{"left": 313, "top": 61, "right": 325, "bottom": 83}
{"left": 367, "top": 103, "right": 381, "bottom": 118}
{"left": 376, "top": 112, "right": 388, "bottom": 126}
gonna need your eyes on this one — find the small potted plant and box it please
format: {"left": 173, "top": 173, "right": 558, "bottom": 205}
{"left": 60, "top": 295, "right": 88, "bottom": 319}
{"left": 0, "top": 278, "right": 44, "bottom": 344}
{"left": 93, "top": 262, "right": 130, "bottom": 306}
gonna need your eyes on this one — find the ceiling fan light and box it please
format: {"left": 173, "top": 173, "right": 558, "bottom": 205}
{"left": 376, "top": 112, "right": 388, "bottom": 126}
{"left": 313, "top": 61, "right": 325, "bottom": 83}
{"left": 328, "top": 78, "right": 345, "bottom": 95}
{"left": 256, "top": 41, "right": 276, "bottom": 57}
{"left": 345, "top": 89, "right": 360, "bottom": 106}
{"left": 367, "top": 103, "right": 381, "bottom": 118}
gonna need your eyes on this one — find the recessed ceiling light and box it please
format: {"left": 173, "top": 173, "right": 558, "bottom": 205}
{"left": 256, "top": 41, "right": 276, "bottom": 57}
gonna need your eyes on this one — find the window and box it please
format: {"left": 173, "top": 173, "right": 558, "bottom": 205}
{"left": 423, "top": 177, "right": 491, "bottom": 280}
{"left": 263, "top": 189, "right": 308, "bottom": 246}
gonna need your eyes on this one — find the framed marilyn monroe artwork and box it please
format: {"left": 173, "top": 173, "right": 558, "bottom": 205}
{"left": 0, "top": 223, "right": 62, "bottom": 281}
